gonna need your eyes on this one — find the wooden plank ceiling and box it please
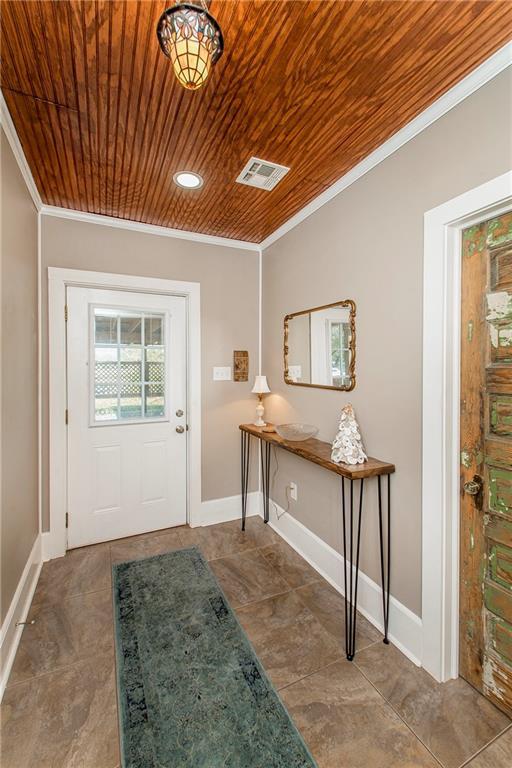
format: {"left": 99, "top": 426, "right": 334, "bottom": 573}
{"left": 1, "top": 1, "right": 511, "bottom": 243}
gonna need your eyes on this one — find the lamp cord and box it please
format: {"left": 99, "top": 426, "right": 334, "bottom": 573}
{"left": 267, "top": 445, "right": 288, "bottom": 521}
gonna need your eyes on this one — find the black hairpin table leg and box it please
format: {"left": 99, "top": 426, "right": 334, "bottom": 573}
{"left": 378, "top": 474, "right": 391, "bottom": 644}
{"left": 241, "top": 430, "right": 251, "bottom": 531}
{"left": 260, "top": 439, "right": 271, "bottom": 523}
{"left": 341, "top": 476, "right": 364, "bottom": 661}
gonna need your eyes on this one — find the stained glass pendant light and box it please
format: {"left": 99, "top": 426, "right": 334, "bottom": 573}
{"left": 157, "top": 1, "right": 223, "bottom": 91}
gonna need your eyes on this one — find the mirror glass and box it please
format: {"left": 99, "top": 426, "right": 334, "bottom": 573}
{"left": 284, "top": 300, "right": 355, "bottom": 391}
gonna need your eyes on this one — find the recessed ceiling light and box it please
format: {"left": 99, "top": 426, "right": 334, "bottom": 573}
{"left": 173, "top": 171, "right": 204, "bottom": 190}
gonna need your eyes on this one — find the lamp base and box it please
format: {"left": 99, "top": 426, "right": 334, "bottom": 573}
{"left": 254, "top": 399, "right": 266, "bottom": 427}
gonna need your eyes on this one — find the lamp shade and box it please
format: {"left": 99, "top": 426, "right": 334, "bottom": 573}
{"left": 252, "top": 375, "right": 270, "bottom": 394}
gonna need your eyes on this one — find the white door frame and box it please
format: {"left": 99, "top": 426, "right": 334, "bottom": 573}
{"left": 47, "top": 267, "right": 201, "bottom": 560}
{"left": 422, "top": 170, "right": 512, "bottom": 682}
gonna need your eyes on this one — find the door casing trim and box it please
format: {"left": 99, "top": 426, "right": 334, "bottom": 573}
{"left": 422, "top": 170, "right": 512, "bottom": 681}
{"left": 47, "top": 267, "right": 201, "bottom": 559}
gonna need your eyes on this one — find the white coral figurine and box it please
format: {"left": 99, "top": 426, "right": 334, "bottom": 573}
{"left": 331, "top": 404, "right": 367, "bottom": 465}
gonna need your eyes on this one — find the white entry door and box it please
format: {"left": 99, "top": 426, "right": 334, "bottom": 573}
{"left": 66, "top": 287, "right": 187, "bottom": 548}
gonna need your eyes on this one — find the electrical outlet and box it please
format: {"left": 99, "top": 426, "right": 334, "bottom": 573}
{"left": 213, "top": 366, "right": 232, "bottom": 381}
{"left": 289, "top": 482, "right": 297, "bottom": 501}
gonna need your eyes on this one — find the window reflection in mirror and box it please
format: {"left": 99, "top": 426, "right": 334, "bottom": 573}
{"left": 284, "top": 300, "right": 355, "bottom": 391}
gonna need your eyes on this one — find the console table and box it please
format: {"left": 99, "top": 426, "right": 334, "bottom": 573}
{"left": 239, "top": 423, "right": 395, "bottom": 661}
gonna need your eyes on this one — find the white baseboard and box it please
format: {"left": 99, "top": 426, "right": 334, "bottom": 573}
{"left": 264, "top": 501, "right": 423, "bottom": 667}
{"left": 41, "top": 530, "right": 64, "bottom": 561}
{"left": 0, "top": 534, "right": 43, "bottom": 700}
{"left": 40, "top": 492, "right": 261, "bottom": 551}
{"left": 200, "top": 491, "right": 261, "bottom": 527}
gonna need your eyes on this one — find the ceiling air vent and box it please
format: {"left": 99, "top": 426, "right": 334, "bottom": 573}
{"left": 235, "top": 157, "right": 290, "bottom": 191}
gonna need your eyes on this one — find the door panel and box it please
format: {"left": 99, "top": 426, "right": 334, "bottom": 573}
{"left": 66, "top": 287, "right": 187, "bottom": 547}
{"left": 460, "top": 213, "right": 512, "bottom": 716}
{"left": 489, "top": 395, "right": 512, "bottom": 436}
{"left": 94, "top": 444, "right": 121, "bottom": 513}
{"left": 489, "top": 616, "right": 512, "bottom": 666}
{"left": 141, "top": 441, "right": 168, "bottom": 503}
{"left": 488, "top": 467, "right": 512, "bottom": 516}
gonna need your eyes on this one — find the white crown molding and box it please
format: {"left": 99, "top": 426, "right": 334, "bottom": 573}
{"left": 40, "top": 205, "right": 260, "bottom": 252}
{"left": 260, "top": 41, "right": 512, "bottom": 250}
{"left": 0, "top": 90, "right": 42, "bottom": 211}
{"left": 1, "top": 89, "right": 258, "bottom": 252}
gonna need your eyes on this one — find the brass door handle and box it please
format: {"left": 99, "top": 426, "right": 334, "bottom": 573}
{"left": 176, "top": 426, "right": 185, "bottom": 434}
{"left": 463, "top": 475, "right": 483, "bottom": 496}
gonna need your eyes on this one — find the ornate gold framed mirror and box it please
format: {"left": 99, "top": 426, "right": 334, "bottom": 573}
{"left": 284, "top": 300, "right": 356, "bottom": 391}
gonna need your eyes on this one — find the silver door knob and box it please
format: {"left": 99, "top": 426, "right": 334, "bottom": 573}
{"left": 176, "top": 426, "right": 185, "bottom": 434}
{"left": 463, "top": 475, "right": 483, "bottom": 496}
{"left": 176, "top": 409, "right": 184, "bottom": 417}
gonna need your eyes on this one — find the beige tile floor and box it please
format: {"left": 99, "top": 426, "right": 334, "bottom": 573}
{"left": 1, "top": 516, "right": 510, "bottom": 768}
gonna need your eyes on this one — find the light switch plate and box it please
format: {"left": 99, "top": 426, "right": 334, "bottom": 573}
{"left": 213, "top": 366, "right": 232, "bottom": 381}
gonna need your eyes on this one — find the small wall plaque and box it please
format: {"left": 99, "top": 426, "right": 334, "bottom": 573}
{"left": 233, "top": 350, "right": 249, "bottom": 382}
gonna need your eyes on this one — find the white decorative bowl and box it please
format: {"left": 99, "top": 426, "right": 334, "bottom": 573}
{"left": 276, "top": 423, "right": 318, "bottom": 442}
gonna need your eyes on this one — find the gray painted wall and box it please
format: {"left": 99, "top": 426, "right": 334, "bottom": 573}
{"left": 1, "top": 127, "right": 39, "bottom": 622}
{"left": 41, "top": 216, "right": 260, "bottom": 529}
{"left": 263, "top": 69, "right": 512, "bottom": 617}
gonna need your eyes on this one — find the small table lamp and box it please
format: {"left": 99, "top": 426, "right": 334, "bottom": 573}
{"left": 251, "top": 375, "right": 270, "bottom": 426}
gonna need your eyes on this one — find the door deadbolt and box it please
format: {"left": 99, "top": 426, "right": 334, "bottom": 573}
{"left": 463, "top": 475, "right": 483, "bottom": 496}
{"left": 176, "top": 426, "right": 185, "bottom": 434}
{"left": 176, "top": 409, "right": 184, "bottom": 417}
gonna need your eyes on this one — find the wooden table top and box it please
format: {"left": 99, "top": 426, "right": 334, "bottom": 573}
{"left": 240, "top": 424, "right": 395, "bottom": 480}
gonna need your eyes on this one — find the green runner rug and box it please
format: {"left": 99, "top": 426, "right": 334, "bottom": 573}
{"left": 113, "top": 547, "right": 317, "bottom": 767}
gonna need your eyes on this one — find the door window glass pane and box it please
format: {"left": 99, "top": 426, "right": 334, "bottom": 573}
{"left": 95, "top": 396, "right": 119, "bottom": 422}
{"left": 145, "top": 358, "right": 164, "bottom": 382}
{"left": 145, "top": 383, "right": 165, "bottom": 418}
{"left": 95, "top": 315, "right": 118, "bottom": 344}
{"left": 120, "top": 316, "right": 142, "bottom": 345}
{"left": 92, "top": 307, "right": 166, "bottom": 423}
{"left": 121, "top": 347, "right": 142, "bottom": 362}
{"left": 94, "top": 346, "right": 119, "bottom": 421}
{"left": 120, "top": 387, "right": 143, "bottom": 419}
{"left": 95, "top": 347, "right": 118, "bottom": 362}
{"left": 146, "top": 347, "right": 164, "bottom": 362}
{"left": 145, "top": 316, "right": 163, "bottom": 345}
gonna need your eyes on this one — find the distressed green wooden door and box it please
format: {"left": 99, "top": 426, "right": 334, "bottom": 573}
{"left": 460, "top": 212, "right": 512, "bottom": 716}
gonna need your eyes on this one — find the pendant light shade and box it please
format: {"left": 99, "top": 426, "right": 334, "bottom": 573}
{"left": 157, "top": 2, "right": 223, "bottom": 91}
